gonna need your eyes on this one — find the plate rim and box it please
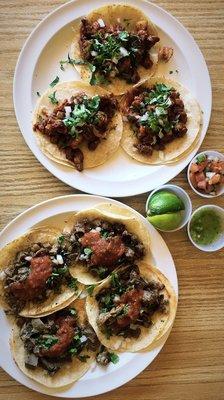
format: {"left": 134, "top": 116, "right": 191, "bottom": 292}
{"left": 13, "top": 0, "right": 212, "bottom": 197}
{"left": 0, "top": 193, "right": 178, "bottom": 397}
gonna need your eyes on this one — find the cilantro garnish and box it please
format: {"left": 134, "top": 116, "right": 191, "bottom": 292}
{"left": 58, "top": 235, "right": 65, "bottom": 245}
{"left": 49, "top": 76, "right": 59, "bottom": 87}
{"left": 69, "top": 308, "right": 77, "bottom": 316}
{"left": 83, "top": 247, "right": 93, "bottom": 257}
{"left": 196, "top": 154, "right": 206, "bottom": 164}
{"left": 86, "top": 284, "right": 96, "bottom": 296}
{"left": 68, "top": 277, "right": 78, "bottom": 291}
{"left": 60, "top": 53, "right": 88, "bottom": 70}
{"left": 63, "top": 95, "right": 101, "bottom": 135}
{"left": 37, "top": 335, "right": 58, "bottom": 350}
{"left": 48, "top": 91, "right": 58, "bottom": 105}
{"left": 78, "top": 354, "right": 90, "bottom": 362}
{"left": 109, "top": 352, "right": 119, "bottom": 364}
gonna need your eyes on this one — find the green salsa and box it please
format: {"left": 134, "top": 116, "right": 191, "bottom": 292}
{"left": 190, "top": 209, "right": 221, "bottom": 245}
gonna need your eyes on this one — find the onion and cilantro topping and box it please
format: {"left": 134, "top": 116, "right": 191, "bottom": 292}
{"left": 78, "top": 18, "right": 160, "bottom": 85}
{"left": 124, "top": 83, "right": 188, "bottom": 156}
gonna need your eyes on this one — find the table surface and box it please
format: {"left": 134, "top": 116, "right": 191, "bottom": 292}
{"left": 0, "top": 0, "right": 224, "bottom": 399}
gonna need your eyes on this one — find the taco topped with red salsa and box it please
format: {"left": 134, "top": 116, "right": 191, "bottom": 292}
{"left": 0, "top": 227, "right": 82, "bottom": 317}
{"left": 67, "top": 206, "right": 151, "bottom": 285}
{"left": 11, "top": 299, "right": 99, "bottom": 388}
{"left": 71, "top": 4, "right": 161, "bottom": 95}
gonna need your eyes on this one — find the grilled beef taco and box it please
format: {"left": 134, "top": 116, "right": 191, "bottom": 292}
{"left": 11, "top": 299, "right": 99, "bottom": 388}
{"left": 121, "top": 77, "right": 202, "bottom": 164}
{"left": 0, "top": 227, "right": 82, "bottom": 317}
{"left": 33, "top": 81, "right": 122, "bottom": 171}
{"left": 86, "top": 263, "right": 177, "bottom": 352}
{"left": 66, "top": 205, "right": 151, "bottom": 285}
{"left": 71, "top": 4, "right": 160, "bottom": 95}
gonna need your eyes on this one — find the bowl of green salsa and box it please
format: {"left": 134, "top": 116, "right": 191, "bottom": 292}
{"left": 188, "top": 205, "right": 224, "bottom": 251}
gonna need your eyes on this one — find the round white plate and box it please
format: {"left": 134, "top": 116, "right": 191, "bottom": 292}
{"left": 0, "top": 194, "right": 178, "bottom": 397}
{"left": 13, "top": 0, "right": 211, "bottom": 197}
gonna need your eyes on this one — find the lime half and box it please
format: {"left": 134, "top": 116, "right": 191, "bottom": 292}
{"left": 147, "top": 211, "right": 184, "bottom": 231}
{"left": 148, "top": 191, "right": 185, "bottom": 216}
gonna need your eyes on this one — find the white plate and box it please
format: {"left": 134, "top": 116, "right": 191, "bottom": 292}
{"left": 13, "top": 0, "right": 211, "bottom": 197}
{"left": 0, "top": 194, "right": 178, "bottom": 397}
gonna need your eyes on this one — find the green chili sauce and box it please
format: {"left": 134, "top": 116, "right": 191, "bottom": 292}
{"left": 190, "top": 209, "right": 221, "bottom": 245}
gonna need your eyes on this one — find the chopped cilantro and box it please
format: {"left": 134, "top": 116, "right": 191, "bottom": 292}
{"left": 119, "top": 31, "right": 129, "bottom": 41}
{"left": 58, "top": 235, "right": 65, "bottom": 245}
{"left": 69, "top": 308, "right": 77, "bottom": 316}
{"left": 86, "top": 284, "right": 96, "bottom": 296}
{"left": 68, "top": 277, "right": 78, "bottom": 291}
{"left": 37, "top": 335, "right": 58, "bottom": 349}
{"left": 48, "top": 91, "right": 58, "bottom": 105}
{"left": 63, "top": 95, "right": 101, "bottom": 135}
{"left": 101, "top": 230, "right": 109, "bottom": 238}
{"left": 84, "top": 247, "right": 93, "bottom": 257}
{"left": 196, "top": 153, "right": 206, "bottom": 163}
{"left": 78, "top": 354, "right": 90, "bottom": 362}
{"left": 49, "top": 76, "right": 59, "bottom": 87}
{"left": 109, "top": 352, "right": 119, "bottom": 364}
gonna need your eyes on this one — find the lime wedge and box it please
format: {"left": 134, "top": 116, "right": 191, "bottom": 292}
{"left": 147, "top": 211, "right": 183, "bottom": 230}
{"left": 148, "top": 191, "right": 185, "bottom": 216}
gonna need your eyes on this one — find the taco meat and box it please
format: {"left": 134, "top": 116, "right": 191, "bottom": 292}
{"left": 79, "top": 17, "right": 159, "bottom": 85}
{"left": 123, "top": 83, "right": 188, "bottom": 156}
{"left": 3, "top": 237, "right": 78, "bottom": 313}
{"left": 18, "top": 307, "right": 99, "bottom": 375}
{"left": 33, "top": 93, "right": 117, "bottom": 171}
{"left": 69, "top": 218, "right": 145, "bottom": 279}
{"left": 96, "top": 264, "right": 168, "bottom": 339}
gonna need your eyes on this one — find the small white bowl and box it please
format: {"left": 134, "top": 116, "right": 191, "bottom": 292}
{"left": 187, "top": 205, "right": 224, "bottom": 252}
{"left": 187, "top": 150, "right": 224, "bottom": 198}
{"left": 146, "top": 184, "right": 192, "bottom": 232}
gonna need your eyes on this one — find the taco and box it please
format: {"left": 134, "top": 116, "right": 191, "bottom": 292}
{"left": 67, "top": 205, "right": 151, "bottom": 285}
{"left": 11, "top": 299, "right": 99, "bottom": 388}
{"left": 86, "top": 262, "right": 177, "bottom": 352}
{"left": 33, "top": 81, "right": 122, "bottom": 171}
{"left": 70, "top": 4, "right": 161, "bottom": 95}
{"left": 121, "top": 76, "right": 202, "bottom": 164}
{"left": 0, "top": 227, "right": 82, "bottom": 317}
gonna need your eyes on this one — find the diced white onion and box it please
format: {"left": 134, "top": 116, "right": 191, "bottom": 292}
{"left": 25, "top": 256, "right": 32, "bottom": 261}
{"left": 91, "top": 50, "right": 98, "bottom": 57}
{"left": 139, "top": 112, "right": 148, "bottom": 122}
{"left": 150, "top": 52, "right": 158, "bottom": 64}
{"left": 56, "top": 254, "right": 64, "bottom": 265}
{"left": 119, "top": 46, "right": 129, "bottom": 57}
{"left": 95, "top": 227, "right": 102, "bottom": 232}
{"left": 0, "top": 271, "right": 6, "bottom": 280}
{"left": 152, "top": 136, "right": 157, "bottom": 145}
{"left": 97, "top": 18, "right": 105, "bottom": 27}
{"left": 206, "top": 172, "right": 216, "bottom": 179}
{"left": 80, "top": 335, "right": 87, "bottom": 343}
{"left": 159, "top": 151, "right": 164, "bottom": 160}
{"left": 52, "top": 258, "right": 58, "bottom": 265}
{"left": 122, "top": 115, "right": 128, "bottom": 122}
{"left": 64, "top": 106, "right": 71, "bottom": 118}
{"left": 158, "top": 131, "right": 164, "bottom": 139}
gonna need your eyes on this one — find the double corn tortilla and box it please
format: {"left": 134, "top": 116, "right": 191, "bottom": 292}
{"left": 121, "top": 76, "right": 202, "bottom": 164}
{"left": 68, "top": 205, "right": 152, "bottom": 285}
{"left": 71, "top": 4, "right": 160, "bottom": 95}
{"left": 0, "top": 227, "right": 81, "bottom": 317}
{"left": 33, "top": 81, "right": 123, "bottom": 169}
{"left": 86, "top": 262, "right": 177, "bottom": 352}
{"left": 11, "top": 299, "right": 96, "bottom": 388}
